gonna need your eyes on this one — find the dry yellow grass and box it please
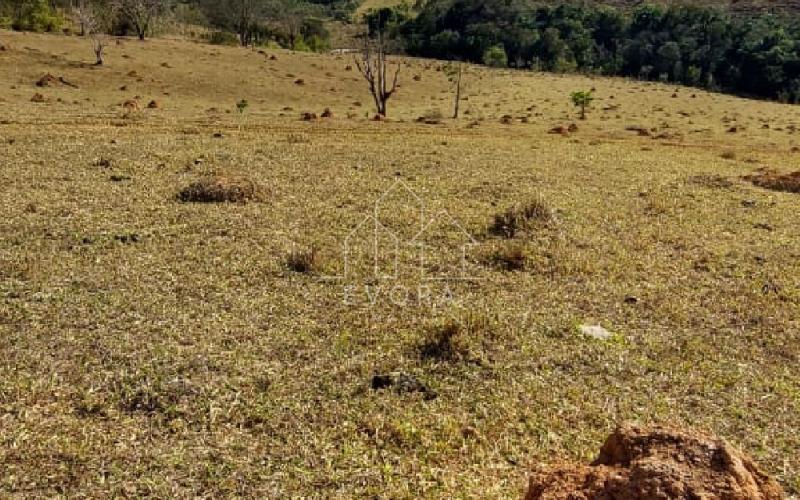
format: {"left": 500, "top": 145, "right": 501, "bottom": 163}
{"left": 1, "top": 30, "right": 799, "bottom": 497}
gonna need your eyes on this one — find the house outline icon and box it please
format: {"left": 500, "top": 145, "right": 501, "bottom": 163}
{"left": 411, "top": 210, "right": 478, "bottom": 281}
{"left": 343, "top": 213, "right": 401, "bottom": 280}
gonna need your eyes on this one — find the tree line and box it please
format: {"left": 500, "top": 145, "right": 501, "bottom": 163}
{"left": 0, "top": 0, "right": 357, "bottom": 50}
{"left": 370, "top": 0, "right": 800, "bottom": 103}
{"left": 4, "top": 0, "right": 799, "bottom": 103}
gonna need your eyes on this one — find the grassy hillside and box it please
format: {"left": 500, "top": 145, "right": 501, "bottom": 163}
{"left": 0, "top": 30, "right": 799, "bottom": 497}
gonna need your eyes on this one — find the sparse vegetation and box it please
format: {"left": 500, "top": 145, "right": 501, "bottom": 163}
{"left": 490, "top": 196, "right": 554, "bottom": 238}
{"left": 0, "top": 28, "right": 799, "bottom": 499}
{"left": 419, "top": 313, "right": 496, "bottom": 363}
{"left": 483, "top": 241, "right": 528, "bottom": 271}
{"left": 177, "top": 175, "right": 259, "bottom": 203}
{"left": 744, "top": 169, "right": 800, "bottom": 194}
{"left": 286, "top": 245, "right": 321, "bottom": 273}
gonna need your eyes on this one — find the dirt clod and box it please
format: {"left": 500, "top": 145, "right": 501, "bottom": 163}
{"left": 122, "top": 99, "right": 139, "bottom": 111}
{"left": 744, "top": 169, "right": 800, "bottom": 193}
{"left": 525, "top": 423, "right": 784, "bottom": 500}
{"left": 35, "top": 73, "right": 58, "bottom": 87}
{"left": 371, "top": 372, "right": 436, "bottom": 399}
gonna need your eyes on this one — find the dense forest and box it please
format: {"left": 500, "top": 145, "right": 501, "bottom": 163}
{"left": 367, "top": 0, "right": 800, "bottom": 103}
{"left": 2, "top": 0, "right": 799, "bottom": 103}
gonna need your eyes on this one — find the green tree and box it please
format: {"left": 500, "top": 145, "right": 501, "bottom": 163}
{"left": 570, "top": 90, "right": 594, "bottom": 120}
{"left": 482, "top": 44, "right": 507, "bottom": 68}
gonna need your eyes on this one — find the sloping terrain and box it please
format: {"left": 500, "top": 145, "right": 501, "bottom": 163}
{"left": 0, "top": 31, "right": 799, "bottom": 497}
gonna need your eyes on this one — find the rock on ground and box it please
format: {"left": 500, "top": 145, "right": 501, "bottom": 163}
{"left": 579, "top": 324, "right": 613, "bottom": 340}
{"left": 525, "top": 423, "right": 784, "bottom": 500}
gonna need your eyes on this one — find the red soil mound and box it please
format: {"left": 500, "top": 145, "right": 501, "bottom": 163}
{"left": 525, "top": 423, "right": 784, "bottom": 500}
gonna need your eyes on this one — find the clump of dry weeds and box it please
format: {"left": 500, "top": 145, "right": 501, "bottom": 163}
{"left": 483, "top": 241, "right": 528, "bottom": 271}
{"left": 177, "top": 175, "right": 260, "bottom": 203}
{"left": 419, "top": 313, "right": 497, "bottom": 363}
{"left": 490, "top": 196, "right": 553, "bottom": 238}
{"left": 286, "top": 246, "right": 322, "bottom": 273}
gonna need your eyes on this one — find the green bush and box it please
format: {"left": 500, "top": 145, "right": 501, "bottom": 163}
{"left": 292, "top": 36, "right": 311, "bottom": 52}
{"left": 482, "top": 45, "right": 508, "bottom": 68}
{"left": 306, "top": 35, "right": 329, "bottom": 53}
{"left": 12, "top": 0, "right": 63, "bottom": 33}
{"left": 207, "top": 31, "right": 239, "bottom": 46}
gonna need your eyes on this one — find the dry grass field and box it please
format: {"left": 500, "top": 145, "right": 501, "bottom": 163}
{"left": 1, "top": 30, "right": 800, "bottom": 497}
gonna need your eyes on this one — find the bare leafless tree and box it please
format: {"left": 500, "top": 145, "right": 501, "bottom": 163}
{"left": 354, "top": 32, "right": 400, "bottom": 117}
{"left": 72, "top": 0, "right": 108, "bottom": 65}
{"left": 92, "top": 33, "right": 108, "bottom": 65}
{"left": 114, "top": 0, "right": 168, "bottom": 41}
{"left": 73, "top": 0, "right": 96, "bottom": 37}
{"left": 443, "top": 62, "right": 466, "bottom": 119}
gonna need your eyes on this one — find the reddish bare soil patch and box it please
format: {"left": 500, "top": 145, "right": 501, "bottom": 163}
{"left": 744, "top": 169, "right": 800, "bottom": 193}
{"left": 525, "top": 423, "right": 784, "bottom": 500}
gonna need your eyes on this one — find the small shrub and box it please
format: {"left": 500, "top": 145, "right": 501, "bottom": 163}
{"left": 490, "top": 196, "right": 553, "bottom": 238}
{"left": 482, "top": 45, "right": 508, "bottom": 68}
{"left": 11, "top": 0, "right": 63, "bottom": 32}
{"left": 286, "top": 246, "right": 321, "bottom": 273}
{"left": 236, "top": 99, "right": 248, "bottom": 114}
{"left": 571, "top": 90, "right": 594, "bottom": 120}
{"left": 484, "top": 241, "right": 527, "bottom": 271}
{"left": 177, "top": 175, "right": 259, "bottom": 203}
{"left": 417, "top": 108, "right": 443, "bottom": 124}
{"left": 419, "top": 313, "right": 496, "bottom": 363}
{"left": 420, "top": 320, "right": 466, "bottom": 361}
{"left": 110, "top": 372, "right": 195, "bottom": 418}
